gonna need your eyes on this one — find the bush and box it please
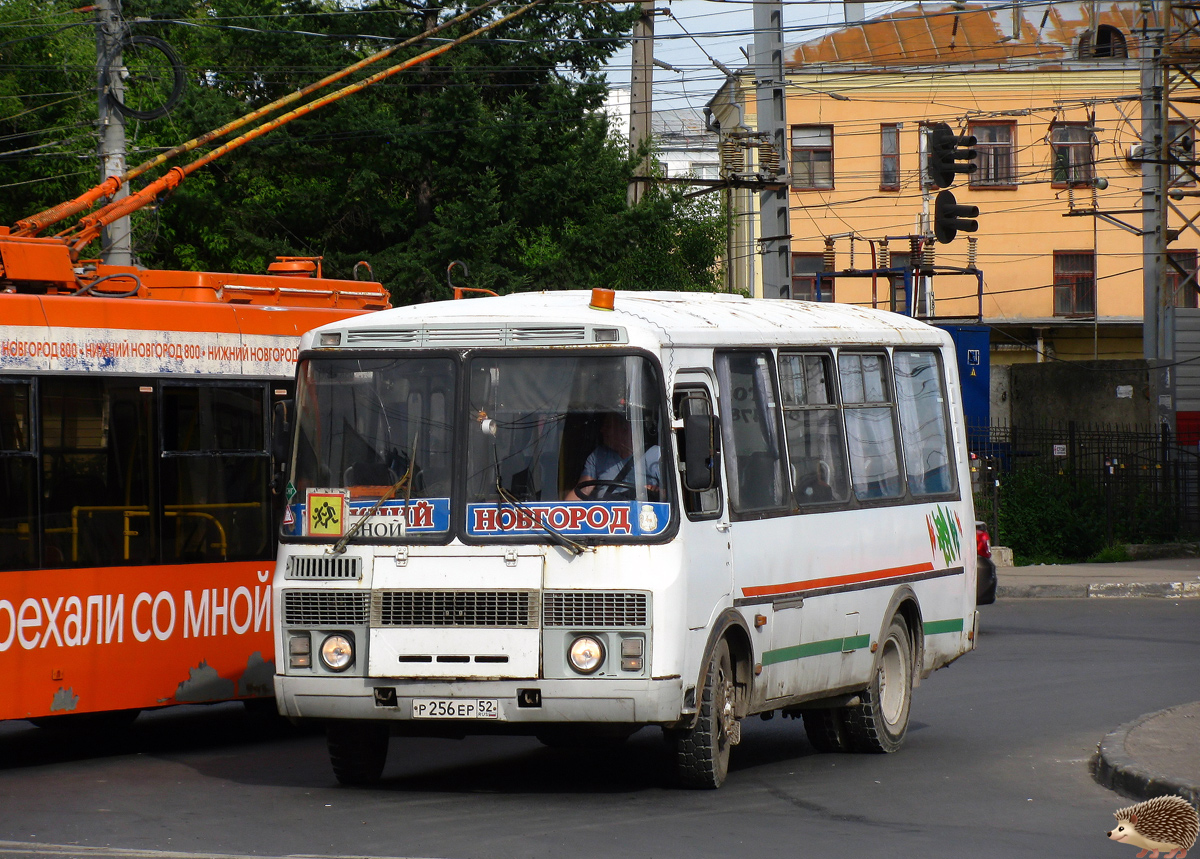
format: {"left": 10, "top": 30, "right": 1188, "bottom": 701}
{"left": 997, "top": 466, "right": 1106, "bottom": 564}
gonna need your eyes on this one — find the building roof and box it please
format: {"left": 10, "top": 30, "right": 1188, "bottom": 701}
{"left": 786, "top": 1, "right": 1143, "bottom": 68}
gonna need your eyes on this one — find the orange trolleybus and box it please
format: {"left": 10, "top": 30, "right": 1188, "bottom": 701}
{"left": 0, "top": 260, "right": 388, "bottom": 724}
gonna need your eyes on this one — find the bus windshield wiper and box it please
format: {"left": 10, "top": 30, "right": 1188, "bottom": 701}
{"left": 494, "top": 480, "right": 588, "bottom": 556}
{"left": 328, "top": 434, "right": 419, "bottom": 556}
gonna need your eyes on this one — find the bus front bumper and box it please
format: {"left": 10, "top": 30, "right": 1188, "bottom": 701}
{"left": 274, "top": 674, "right": 686, "bottom": 725}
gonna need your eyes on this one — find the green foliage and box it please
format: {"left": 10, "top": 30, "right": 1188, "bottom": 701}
{"left": 1087, "top": 543, "right": 1132, "bottom": 564}
{"left": 996, "top": 464, "right": 1185, "bottom": 564}
{"left": 997, "top": 466, "right": 1106, "bottom": 565}
{"left": 0, "top": 0, "right": 725, "bottom": 301}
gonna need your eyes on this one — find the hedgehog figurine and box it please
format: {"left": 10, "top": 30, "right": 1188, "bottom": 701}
{"left": 1107, "top": 795, "right": 1199, "bottom": 858}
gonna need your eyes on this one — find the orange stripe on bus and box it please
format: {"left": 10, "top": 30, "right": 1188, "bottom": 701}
{"left": 741, "top": 561, "right": 937, "bottom": 598}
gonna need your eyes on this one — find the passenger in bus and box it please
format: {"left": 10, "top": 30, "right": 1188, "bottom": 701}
{"left": 565, "top": 412, "right": 661, "bottom": 501}
{"left": 796, "top": 460, "right": 834, "bottom": 503}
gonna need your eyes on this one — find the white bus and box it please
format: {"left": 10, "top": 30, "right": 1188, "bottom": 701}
{"left": 272, "top": 289, "right": 978, "bottom": 788}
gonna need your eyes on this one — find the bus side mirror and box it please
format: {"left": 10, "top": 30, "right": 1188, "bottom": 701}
{"left": 271, "top": 399, "right": 293, "bottom": 494}
{"left": 683, "top": 412, "right": 717, "bottom": 492}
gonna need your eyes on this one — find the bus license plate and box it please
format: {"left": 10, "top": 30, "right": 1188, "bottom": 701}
{"left": 411, "top": 698, "right": 500, "bottom": 720}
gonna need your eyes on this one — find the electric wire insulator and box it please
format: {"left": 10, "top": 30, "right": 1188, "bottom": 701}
{"left": 968, "top": 236, "right": 978, "bottom": 269}
{"left": 720, "top": 138, "right": 744, "bottom": 175}
{"left": 823, "top": 237, "right": 836, "bottom": 272}
{"left": 879, "top": 239, "right": 891, "bottom": 271}
{"left": 923, "top": 243, "right": 936, "bottom": 270}
{"left": 909, "top": 235, "right": 922, "bottom": 262}
{"left": 759, "top": 140, "right": 781, "bottom": 175}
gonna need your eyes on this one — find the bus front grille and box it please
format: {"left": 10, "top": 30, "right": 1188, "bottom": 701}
{"left": 543, "top": 591, "right": 649, "bottom": 628}
{"left": 372, "top": 590, "right": 539, "bottom": 628}
{"left": 285, "top": 555, "right": 362, "bottom": 580}
{"left": 282, "top": 590, "right": 370, "bottom": 626}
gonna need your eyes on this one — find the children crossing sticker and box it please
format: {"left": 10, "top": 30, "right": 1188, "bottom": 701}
{"left": 306, "top": 490, "right": 347, "bottom": 537}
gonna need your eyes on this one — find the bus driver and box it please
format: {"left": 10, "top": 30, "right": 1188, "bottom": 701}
{"left": 565, "top": 411, "right": 661, "bottom": 501}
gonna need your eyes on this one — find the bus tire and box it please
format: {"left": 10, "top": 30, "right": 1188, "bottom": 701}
{"left": 327, "top": 721, "right": 389, "bottom": 786}
{"left": 844, "top": 615, "right": 912, "bottom": 754}
{"left": 671, "top": 638, "right": 735, "bottom": 789}
{"left": 801, "top": 708, "right": 852, "bottom": 752}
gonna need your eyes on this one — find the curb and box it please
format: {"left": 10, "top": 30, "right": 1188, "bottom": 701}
{"left": 997, "top": 581, "right": 1200, "bottom": 599}
{"left": 1092, "top": 707, "right": 1200, "bottom": 806}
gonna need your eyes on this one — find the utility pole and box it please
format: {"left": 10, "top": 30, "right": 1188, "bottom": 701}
{"left": 96, "top": 0, "right": 132, "bottom": 265}
{"left": 1142, "top": 2, "right": 1172, "bottom": 427}
{"left": 628, "top": 0, "right": 654, "bottom": 206}
{"left": 753, "top": 0, "right": 790, "bottom": 298}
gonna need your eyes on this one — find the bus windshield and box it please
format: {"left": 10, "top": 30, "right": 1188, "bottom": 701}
{"left": 284, "top": 352, "right": 673, "bottom": 544}
{"left": 286, "top": 355, "right": 457, "bottom": 540}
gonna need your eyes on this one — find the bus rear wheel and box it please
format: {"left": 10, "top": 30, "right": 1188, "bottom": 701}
{"left": 844, "top": 615, "right": 912, "bottom": 754}
{"left": 327, "top": 721, "right": 389, "bottom": 786}
{"left": 671, "top": 638, "right": 736, "bottom": 789}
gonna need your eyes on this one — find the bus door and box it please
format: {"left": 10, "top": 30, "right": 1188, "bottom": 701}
{"left": 672, "top": 375, "right": 731, "bottom": 632}
{"left": 713, "top": 351, "right": 797, "bottom": 700}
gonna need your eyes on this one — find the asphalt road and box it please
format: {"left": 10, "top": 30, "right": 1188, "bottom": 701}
{"left": 1, "top": 598, "right": 1198, "bottom": 859}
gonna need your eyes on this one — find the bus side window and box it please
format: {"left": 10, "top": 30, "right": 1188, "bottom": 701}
{"left": 778, "top": 352, "right": 851, "bottom": 506}
{"left": 715, "top": 352, "right": 789, "bottom": 516}
{"left": 672, "top": 387, "right": 722, "bottom": 518}
{"left": 838, "top": 352, "right": 904, "bottom": 501}
{"left": 893, "top": 350, "right": 957, "bottom": 496}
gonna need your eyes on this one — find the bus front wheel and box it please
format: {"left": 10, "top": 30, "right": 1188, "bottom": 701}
{"left": 671, "top": 638, "right": 736, "bottom": 789}
{"left": 327, "top": 721, "right": 389, "bottom": 786}
{"left": 844, "top": 615, "right": 912, "bottom": 753}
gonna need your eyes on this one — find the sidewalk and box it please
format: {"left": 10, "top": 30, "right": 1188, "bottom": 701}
{"left": 996, "top": 556, "right": 1200, "bottom": 599}
{"left": 1092, "top": 702, "right": 1200, "bottom": 807}
{"left": 993, "top": 557, "right": 1200, "bottom": 806}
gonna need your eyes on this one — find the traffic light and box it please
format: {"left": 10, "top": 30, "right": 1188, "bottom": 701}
{"left": 933, "top": 190, "right": 979, "bottom": 244}
{"left": 927, "top": 122, "right": 978, "bottom": 188}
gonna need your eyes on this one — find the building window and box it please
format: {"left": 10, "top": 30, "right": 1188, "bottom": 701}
{"left": 1054, "top": 251, "right": 1096, "bottom": 316}
{"left": 880, "top": 124, "right": 900, "bottom": 191}
{"left": 970, "top": 122, "right": 1016, "bottom": 187}
{"left": 689, "top": 162, "right": 720, "bottom": 180}
{"left": 1168, "top": 249, "right": 1198, "bottom": 308}
{"left": 1168, "top": 120, "right": 1195, "bottom": 187}
{"left": 1051, "top": 124, "right": 1094, "bottom": 186}
{"left": 791, "top": 125, "right": 833, "bottom": 189}
{"left": 1078, "top": 25, "right": 1128, "bottom": 59}
{"left": 793, "top": 253, "right": 833, "bottom": 302}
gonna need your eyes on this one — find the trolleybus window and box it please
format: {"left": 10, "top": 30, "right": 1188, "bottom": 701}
{"left": 716, "top": 351, "right": 788, "bottom": 515}
{"left": 162, "top": 385, "right": 271, "bottom": 563}
{"left": 778, "top": 352, "right": 851, "bottom": 506}
{"left": 0, "top": 379, "right": 35, "bottom": 570}
{"left": 893, "top": 350, "right": 957, "bottom": 497}
{"left": 838, "top": 351, "right": 904, "bottom": 500}
{"left": 40, "top": 378, "right": 156, "bottom": 568}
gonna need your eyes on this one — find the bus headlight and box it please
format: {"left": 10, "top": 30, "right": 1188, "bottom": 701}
{"left": 320, "top": 633, "right": 354, "bottom": 671}
{"left": 567, "top": 635, "right": 605, "bottom": 674}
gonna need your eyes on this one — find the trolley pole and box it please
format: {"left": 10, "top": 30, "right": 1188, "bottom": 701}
{"left": 96, "top": 0, "right": 132, "bottom": 265}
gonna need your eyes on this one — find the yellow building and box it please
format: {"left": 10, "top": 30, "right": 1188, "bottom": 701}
{"left": 709, "top": 2, "right": 1199, "bottom": 387}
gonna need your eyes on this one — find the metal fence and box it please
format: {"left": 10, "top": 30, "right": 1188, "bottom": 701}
{"left": 968, "top": 420, "right": 1200, "bottom": 545}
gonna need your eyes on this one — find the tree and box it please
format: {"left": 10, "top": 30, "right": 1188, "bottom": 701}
{"left": 0, "top": 0, "right": 725, "bottom": 302}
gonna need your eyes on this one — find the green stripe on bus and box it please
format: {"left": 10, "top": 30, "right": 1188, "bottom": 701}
{"left": 923, "top": 618, "right": 965, "bottom": 635}
{"left": 761, "top": 633, "right": 871, "bottom": 666}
